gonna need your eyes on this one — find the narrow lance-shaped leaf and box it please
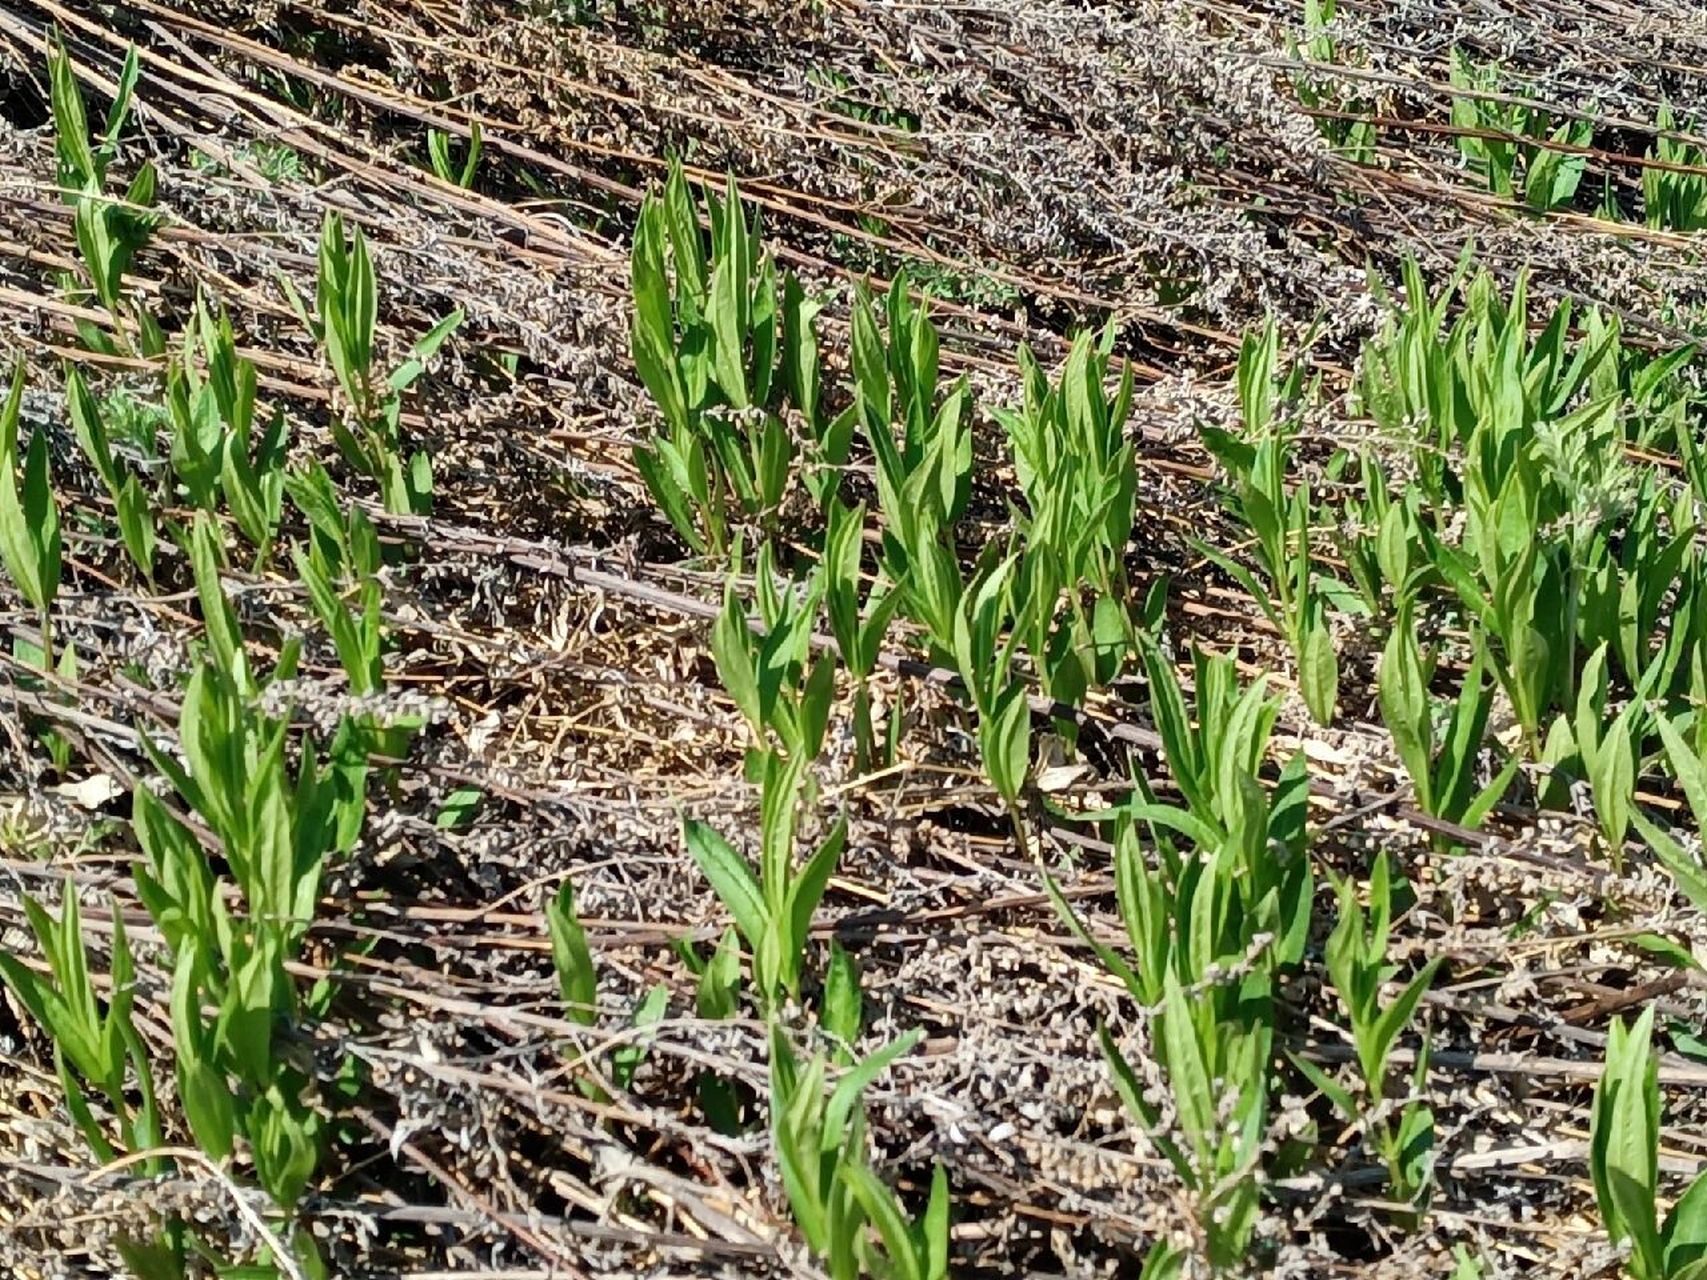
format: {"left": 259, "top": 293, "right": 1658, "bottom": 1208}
{"left": 683, "top": 819, "right": 767, "bottom": 956}
{"left": 547, "top": 881, "right": 598, "bottom": 1026}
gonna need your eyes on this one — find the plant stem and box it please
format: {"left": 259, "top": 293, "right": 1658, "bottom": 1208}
{"left": 853, "top": 679, "right": 874, "bottom": 774}
{"left": 1005, "top": 797, "right": 1036, "bottom": 867}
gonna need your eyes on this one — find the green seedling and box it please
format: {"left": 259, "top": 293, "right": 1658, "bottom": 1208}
{"left": 547, "top": 882, "right": 668, "bottom": 1099}
{"left": 0, "top": 362, "right": 62, "bottom": 665}
{"left": 1377, "top": 602, "right": 1517, "bottom": 832}
{"left": 1089, "top": 955, "right": 1273, "bottom": 1271}
{"left": 1292, "top": 0, "right": 1378, "bottom": 163}
{"left": 1332, "top": 452, "right": 1429, "bottom": 617}
{"left": 66, "top": 363, "right": 157, "bottom": 581}
{"left": 1452, "top": 1245, "right": 1490, "bottom": 1279}
{"left": 285, "top": 211, "right": 461, "bottom": 516}
{"left": 427, "top": 120, "right": 483, "bottom": 188}
{"left": 1572, "top": 471, "right": 1697, "bottom": 696}
{"left": 852, "top": 271, "right": 971, "bottom": 644}
{"left": 435, "top": 786, "right": 484, "bottom": 829}
{"left": 61, "top": 513, "right": 364, "bottom": 1274}
{"left": 996, "top": 324, "right": 1139, "bottom": 716}
{"left": 1051, "top": 757, "right": 1310, "bottom": 1271}
{"left": 996, "top": 322, "right": 1140, "bottom": 590}
{"left": 0, "top": 361, "right": 77, "bottom": 770}
{"left": 1608, "top": 315, "right": 1698, "bottom": 454}
{"left": 49, "top": 38, "right": 164, "bottom": 358}
{"left": 710, "top": 542, "right": 837, "bottom": 763}
{"left": 855, "top": 272, "right": 973, "bottom": 562}
{"left": 630, "top": 162, "right": 849, "bottom": 553}
{"left": 950, "top": 551, "right": 1031, "bottom": 816}
{"left": 1197, "top": 316, "right": 1342, "bottom": 724}
{"left": 1360, "top": 258, "right": 1694, "bottom": 750}
{"left": 193, "top": 138, "right": 307, "bottom": 185}
{"left": 0, "top": 887, "right": 161, "bottom": 1170}
{"left": 684, "top": 749, "right": 846, "bottom": 1008}
{"left": 293, "top": 494, "right": 420, "bottom": 786}
{"left": 1356, "top": 250, "right": 1478, "bottom": 508}
{"left": 1590, "top": 1007, "right": 1707, "bottom": 1279}
{"left": 611, "top": 984, "right": 669, "bottom": 1092}
{"left": 1359, "top": 255, "right": 1617, "bottom": 505}
{"left": 167, "top": 297, "right": 291, "bottom": 563}
{"left": 1297, "top": 851, "right": 1442, "bottom": 1215}
{"left": 1448, "top": 50, "right": 1592, "bottom": 211}
{"left": 824, "top": 500, "right": 903, "bottom": 772}
{"left": 678, "top": 925, "right": 748, "bottom": 1132}
{"left": 548, "top": 879, "right": 598, "bottom": 1026}
{"left": 0, "top": 889, "right": 183, "bottom": 1269}
{"left": 285, "top": 460, "right": 356, "bottom": 574}
{"left": 769, "top": 1023, "right": 948, "bottom": 1280}
{"left": 822, "top": 940, "right": 864, "bottom": 1061}
{"left": 1645, "top": 104, "right": 1707, "bottom": 232}
{"left": 1139, "top": 640, "right": 1282, "bottom": 838}
{"left": 1633, "top": 715, "right": 1707, "bottom": 916}
{"left": 1536, "top": 644, "right": 1647, "bottom": 853}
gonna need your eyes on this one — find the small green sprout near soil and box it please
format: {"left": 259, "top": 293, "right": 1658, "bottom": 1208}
{"left": 12, "top": 3, "right": 1707, "bottom": 1279}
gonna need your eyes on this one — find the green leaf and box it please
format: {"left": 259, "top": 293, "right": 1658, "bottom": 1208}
{"left": 980, "top": 681, "right": 1031, "bottom": 805}
{"left": 842, "top": 1162, "right": 926, "bottom": 1280}
{"left": 708, "top": 257, "right": 749, "bottom": 410}
{"left": 113, "top": 1237, "right": 186, "bottom": 1280}
{"left": 711, "top": 585, "right": 764, "bottom": 739}
{"left": 696, "top": 927, "right": 742, "bottom": 1021}
{"left": 189, "top": 513, "right": 246, "bottom": 689}
{"left": 1042, "top": 864, "right": 1142, "bottom": 998}
{"left": 824, "top": 1028, "right": 922, "bottom": 1150}
{"left": 1298, "top": 616, "right": 1338, "bottom": 726}
{"left": 922, "top": 1163, "right": 951, "bottom": 1280}
{"left": 0, "top": 366, "right": 60, "bottom": 615}
{"left": 1592, "top": 1007, "right": 1663, "bottom": 1274}
{"left": 1655, "top": 713, "right": 1707, "bottom": 832}
{"left": 768, "top": 1030, "right": 833, "bottom": 1254}
{"left": 64, "top": 365, "right": 119, "bottom": 497}
{"left": 1124, "top": 801, "right": 1221, "bottom": 853}
{"left": 49, "top": 39, "right": 97, "bottom": 191}
{"left": 1158, "top": 974, "right": 1214, "bottom": 1165}
{"left": 170, "top": 947, "right": 237, "bottom": 1162}
{"left": 1369, "top": 956, "right": 1441, "bottom": 1088}
{"left": 822, "top": 940, "right": 862, "bottom": 1051}
{"left": 683, "top": 819, "right": 768, "bottom": 955}
{"left": 1192, "top": 538, "right": 1283, "bottom": 632}
{"left": 1090, "top": 593, "right": 1129, "bottom": 685}
{"left": 434, "top": 786, "right": 483, "bottom": 830}
{"left": 781, "top": 272, "right": 823, "bottom": 430}
{"left": 1378, "top": 605, "right": 1433, "bottom": 812}
{"left": 784, "top": 814, "right": 848, "bottom": 994}
{"left": 1629, "top": 933, "right": 1701, "bottom": 972}
{"left": 546, "top": 881, "right": 598, "bottom": 1026}
{"left": 248, "top": 1080, "right": 321, "bottom": 1209}
{"left": 1287, "top": 1050, "right": 1358, "bottom": 1122}
{"left": 611, "top": 983, "right": 668, "bottom": 1089}
{"left": 1666, "top": 1172, "right": 1707, "bottom": 1276}
{"left": 387, "top": 308, "right": 464, "bottom": 394}
{"left": 796, "top": 653, "right": 837, "bottom": 762}
{"left": 1139, "top": 1240, "right": 1188, "bottom": 1280}
{"left": 1633, "top": 810, "right": 1707, "bottom": 915}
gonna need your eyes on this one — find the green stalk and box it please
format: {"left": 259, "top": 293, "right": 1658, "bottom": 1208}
{"left": 853, "top": 679, "right": 874, "bottom": 775}
{"left": 1004, "top": 798, "right": 1037, "bottom": 869}
{"left": 1563, "top": 545, "right": 1583, "bottom": 720}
